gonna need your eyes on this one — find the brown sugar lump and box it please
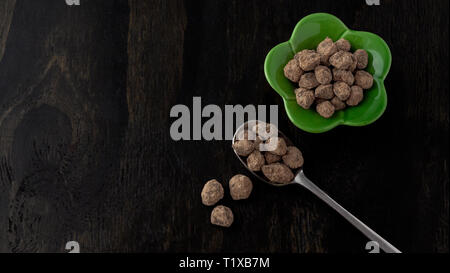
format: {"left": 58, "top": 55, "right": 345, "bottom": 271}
{"left": 261, "top": 163, "right": 294, "bottom": 184}
{"left": 211, "top": 205, "right": 234, "bottom": 227}
{"left": 315, "top": 84, "right": 334, "bottom": 100}
{"left": 354, "top": 49, "right": 369, "bottom": 69}
{"left": 265, "top": 136, "right": 288, "bottom": 156}
{"left": 332, "top": 68, "right": 354, "bottom": 86}
{"left": 354, "top": 70, "right": 374, "bottom": 90}
{"left": 293, "top": 49, "right": 310, "bottom": 63}
{"left": 329, "top": 51, "right": 354, "bottom": 70}
{"left": 331, "top": 96, "right": 346, "bottom": 111}
{"left": 229, "top": 174, "right": 253, "bottom": 200}
{"left": 295, "top": 88, "right": 315, "bottom": 110}
{"left": 283, "top": 58, "right": 303, "bottom": 82}
{"left": 335, "top": 38, "right": 351, "bottom": 52}
{"left": 314, "top": 65, "right": 332, "bottom": 84}
{"left": 201, "top": 179, "right": 224, "bottom": 206}
{"left": 347, "top": 86, "right": 364, "bottom": 106}
{"left": 299, "top": 73, "right": 320, "bottom": 89}
{"left": 294, "top": 49, "right": 311, "bottom": 60}
{"left": 282, "top": 146, "right": 304, "bottom": 169}
{"left": 333, "top": 81, "right": 351, "bottom": 101}
{"left": 247, "top": 150, "right": 265, "bottom": 172}
{"left": 265, "top": 152, "right": 281, "bottom": 164}
{"left": 295, "top": 49, "right": 321, "bottom": 71}
{"left": 232, "top": 140, "right": 254, "bottom": 157}
{"left": 316, "top": 37, "right": 338, "bottom": 65}
{"left": 316, "top": 101, "right": 336, "bottom": 118}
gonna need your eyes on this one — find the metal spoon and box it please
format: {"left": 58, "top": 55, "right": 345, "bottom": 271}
{"left": 232, "top": 121, "right": 401, "bottom": 253}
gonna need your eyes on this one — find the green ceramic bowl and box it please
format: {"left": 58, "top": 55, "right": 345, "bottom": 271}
{"left": 264, "top": 13, "right": 392, "bottom": 133}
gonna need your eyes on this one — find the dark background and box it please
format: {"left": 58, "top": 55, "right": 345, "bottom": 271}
{"left": 0, "top": 0, "right": 448, "bottom": 253}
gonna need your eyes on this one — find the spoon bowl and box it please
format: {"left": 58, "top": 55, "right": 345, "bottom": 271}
{"left": 232, "top": 120, "right": 297, "bottom": 187}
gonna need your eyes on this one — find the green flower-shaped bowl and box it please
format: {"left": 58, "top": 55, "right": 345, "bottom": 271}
{"left": 264, "top": 13, "right": 392, "bottom": 133}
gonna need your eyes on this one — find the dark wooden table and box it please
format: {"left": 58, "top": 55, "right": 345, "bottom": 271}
{"left": 0, "top": 0, "right": 448, "bottom": 253}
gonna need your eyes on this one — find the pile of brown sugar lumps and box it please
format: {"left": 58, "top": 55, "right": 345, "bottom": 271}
{"left": 233, "top": 122, "right": 304, "bottom": 184}
{"left": 201, "top": 174, "right": 253, "bottom": 228}
{"left": 283, "top": 37, "right": 374, "bottom": 118}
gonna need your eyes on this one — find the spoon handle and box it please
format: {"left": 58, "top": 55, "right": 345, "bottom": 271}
{"left": 294, "top": 171, "right": 401, "bottom": 253}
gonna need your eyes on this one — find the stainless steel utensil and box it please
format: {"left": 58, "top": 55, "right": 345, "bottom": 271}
{"left": 232, "top": 121, "right": 401, "bottom": 253}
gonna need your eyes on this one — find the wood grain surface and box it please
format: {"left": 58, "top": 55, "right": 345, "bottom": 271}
{"left": 0, "top": 0, "right": 448, "bottom": 253}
